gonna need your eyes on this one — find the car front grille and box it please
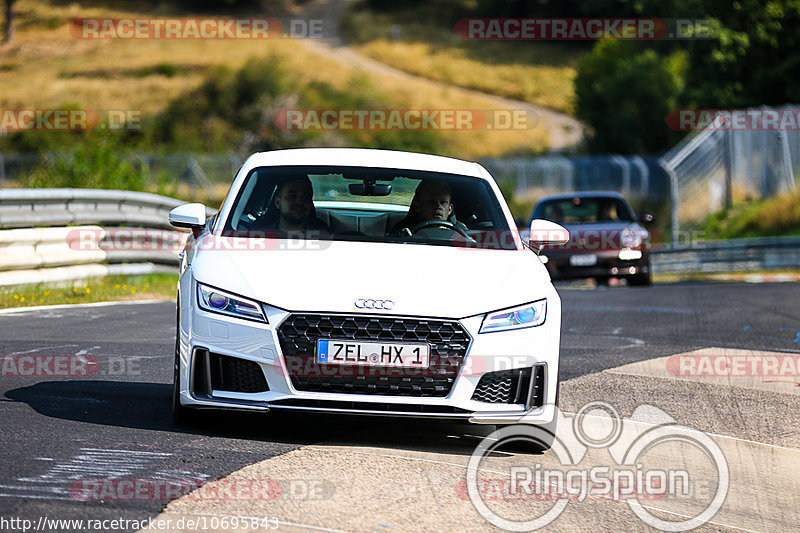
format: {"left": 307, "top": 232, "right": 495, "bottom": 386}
{"left": 277, "top": 314, "right": 471, "bottom": 397}
{"left": 471, "top": 364, "right": 546, "bottom": 407}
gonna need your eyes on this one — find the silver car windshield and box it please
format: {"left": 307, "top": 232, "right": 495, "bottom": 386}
{"left": 535, "top": 197, "right": 635, "bottom": 224}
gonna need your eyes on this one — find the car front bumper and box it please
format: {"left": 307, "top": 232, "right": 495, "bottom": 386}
{"left": 543, "top": 250, "right": 650, "bottom": 280}
{"left": 177, "top": 279, "right": 561, "bottom": 427}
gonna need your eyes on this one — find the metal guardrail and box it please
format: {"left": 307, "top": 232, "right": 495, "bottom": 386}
{"left": 0, "top": 188, "right": 215, "bottom": 287}
{"left": 651, "top": 235, "right": 800, "bottom": 274}
{"left": 0, "top": 188, "right": 202, "bottom": 229}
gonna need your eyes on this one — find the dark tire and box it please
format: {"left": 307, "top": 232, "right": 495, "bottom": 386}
{"left": 495, "top": 417, "right": 558, "bottom": 454}
{"left": 495, "top": 371, "right": 561, "bottom": 454}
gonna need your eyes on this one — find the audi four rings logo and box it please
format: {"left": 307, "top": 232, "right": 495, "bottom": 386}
{"left": 355, "top": 299, "right": 395, "bottom": 310}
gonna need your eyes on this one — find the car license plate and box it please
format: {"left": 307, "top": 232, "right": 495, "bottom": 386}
{"left": 570, "top": 254, "right": 597, "bottom": 266}
{"left": 316, "top": 339, "right": 430, "bottom": 368}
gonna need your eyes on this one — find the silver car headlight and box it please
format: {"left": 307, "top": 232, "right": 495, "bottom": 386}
{"left": 621, "top": 227, "right": 645, "bottom": 248}
{"left": 197, "top": 283, "right": 267, "bottom": 323}
{"left": 480, "top": 299, "right": 547, "bottom": 333}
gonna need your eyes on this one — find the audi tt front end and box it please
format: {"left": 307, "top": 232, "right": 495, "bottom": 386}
{"left": 170, "top": 148, "right": 568, "bottom": 443}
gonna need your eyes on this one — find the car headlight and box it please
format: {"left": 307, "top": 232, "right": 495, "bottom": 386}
{"left": 197, "top": 283, "right": 267, "bottom": 323}
{"left": 621, "top": 228, "right": 643, "bottom": 248}
{"left": 480, "top": 299, "right": 547, "bottom": 333}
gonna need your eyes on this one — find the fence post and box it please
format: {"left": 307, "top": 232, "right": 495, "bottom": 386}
{"left": 778, "top": 129, "right": 796, "bottom": 192}
{"left": 724, "top": 128, "right": 733, "bottom": 208}
{"left": 761, "top": 109, "right": 770, "bottom": 198}
{"left": 631, "top": 156, "right": 649, "bottom": 196}
{"left": 611, "top": 155, "right": 631, "bottom": 196}
{"left": 659, "top": 158, "right": 680, "bottom": 244}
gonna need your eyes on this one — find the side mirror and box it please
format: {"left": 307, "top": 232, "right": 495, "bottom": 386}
{"left": 529, "top": 219, "right": 569, "bottom": 253}
{"left": 169, "top": 203, "right": 208, "bottom": 237}
{"left": 639, "top": 211, "right": 655, "bottom": 224}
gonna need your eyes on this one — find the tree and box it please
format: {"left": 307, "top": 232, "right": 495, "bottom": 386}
{"left": 574, "top": 39, "right": 687, "bottom": 154}
{"left": 682, "top": 0, "right": 800, "bottom": 108}
{"left": 3, "top": 0, "right": 14, "bottom": 44}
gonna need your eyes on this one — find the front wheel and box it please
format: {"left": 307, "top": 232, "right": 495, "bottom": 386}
{"left": 494, "top": 417, "right": 558, "bottom": 454}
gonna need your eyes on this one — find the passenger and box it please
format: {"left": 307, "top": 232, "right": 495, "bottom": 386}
{"left": 260, "top": 176, "right": 331, "bottom": 237}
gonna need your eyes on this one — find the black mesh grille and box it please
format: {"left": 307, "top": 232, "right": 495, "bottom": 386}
{"left": 208, "top": 352, "right": 269, "bottom": 393}
{"left": 472, "top": 370, "right": 519, "bottom": 403}
{"left": 277, "top": 314, "right": 471, "bottom": 397}
{"left": 471, "top": 365, "right": 546, "bottom": 407}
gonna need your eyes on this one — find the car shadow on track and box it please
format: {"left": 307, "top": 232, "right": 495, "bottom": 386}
{"left": 5, "top": 380, "right": 502, "bottom": 457}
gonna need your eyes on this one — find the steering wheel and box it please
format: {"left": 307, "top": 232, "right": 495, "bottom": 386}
{"left": 410, "top": 220, "right": 473, "bottom": 241}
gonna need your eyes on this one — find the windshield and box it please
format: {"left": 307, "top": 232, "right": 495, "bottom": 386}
{"left": 533, "top": 196, "right": 635, "bottom": 225}
{"left": 222, "top": 165, "right": 515, "bottom": 249}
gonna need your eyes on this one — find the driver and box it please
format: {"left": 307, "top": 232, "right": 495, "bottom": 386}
{"left": 390, "top": 180, "right": 460, "bottom": 236}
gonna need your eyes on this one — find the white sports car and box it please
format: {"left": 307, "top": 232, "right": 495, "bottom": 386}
{"left": 169, "top": 148, "right": 568, "bottom": 447}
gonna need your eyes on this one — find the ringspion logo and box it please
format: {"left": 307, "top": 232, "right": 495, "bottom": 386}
{"left": 467, "top": 402, "right": 729, "bottom": 531}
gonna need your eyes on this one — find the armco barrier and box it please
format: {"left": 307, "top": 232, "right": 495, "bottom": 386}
{"left": 651, "top": 235, "right": 800, "bottom": 274}
{"left": 0, "top": 188, "right": 215, "bottom": 287}
{"left": 0, "top": 188, "right": 193, "bottom": 229}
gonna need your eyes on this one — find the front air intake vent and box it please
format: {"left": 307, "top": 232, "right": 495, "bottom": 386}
{"left": 192, "top": 348, "right": 268, "bottom": 396}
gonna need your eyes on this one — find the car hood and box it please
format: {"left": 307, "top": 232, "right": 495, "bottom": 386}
{"left": 191, "top": 237, "right": 551, "bottom": 319}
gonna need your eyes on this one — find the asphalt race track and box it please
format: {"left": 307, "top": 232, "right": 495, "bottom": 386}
{"left": 1, "top": 281, "right": 798, "bottom": 532}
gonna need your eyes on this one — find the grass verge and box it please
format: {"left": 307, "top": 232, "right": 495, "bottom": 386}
{"left": 653, "top": 270, "right": 800, "bottom": 284}
{"left": 0, "top": 273, "right": 177, "bottom": 309}
{"left": 702, "top": 189, "right": 800, "bottom": 239}
{"left": 1, "top": 0, "right": 550, "bottom": 160}
{"left": 341, "top": 7, "right": 580, "bottom": 114}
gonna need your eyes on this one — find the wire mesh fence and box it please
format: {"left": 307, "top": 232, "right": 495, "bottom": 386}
{"left": 0, "top": 152, "right": 244, "bottom": 199}
{"left": 660, "top": 105, "right": 799, "bottom": 241}
{"left": 481, "top": 155, "right": 670, "bottom": 202}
